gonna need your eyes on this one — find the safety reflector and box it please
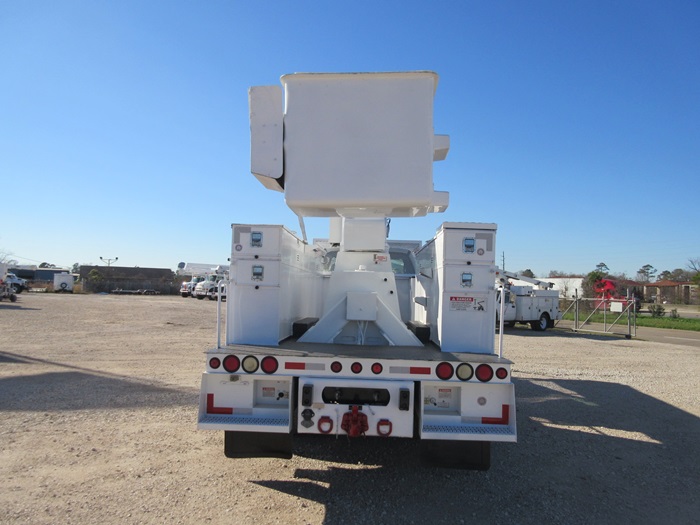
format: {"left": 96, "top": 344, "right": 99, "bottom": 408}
{"left": 475, "top": 364, "right": 493, "bottom": 382}
{"left": 495, "top": 367, "right": 508, "bottom": 380}
{"left": 330, "top": 361, "right": 342, "bottom": 373}
{"left": 261, "top": 356, "right": 279, "bottom": 374}
{"left": 222, "top": 355, "right": 240, "bottom": 373}
{"left": 351, "top": 362, "right": 363, "bottom": 374}
{"left": 208, "top": 357, "right": 221, "bottom": 369}
{"left": 371, "top": 363, "right": 383, "bottom": 375}
{"left": 436, "top": 362, "right": 454, "bottom": 380}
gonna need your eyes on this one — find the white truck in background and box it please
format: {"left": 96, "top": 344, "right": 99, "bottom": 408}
{"left": 4, "top": 271, "right": 28, "bottom": 294}
{"left": 177, "top": 263, "right": 221, "bottom": 298}
{"left": 496, "top": 270, "right": 561, "bottom": 331}
{"left": 0, "top": 263, "right": 18, "bottom": 302}
{"left": 193, "top": 266, "right": 229, "bottom": 300}
{"left": 197, "top": 72, "right": 516, "bottom": 470}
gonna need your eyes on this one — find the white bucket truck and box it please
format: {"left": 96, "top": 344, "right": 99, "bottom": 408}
{"left": 193, "top": 265, "right": 229, "bottom": 300}
{"left": 496, "top": 270, "right": 561, "bottom": 331}
{"left": 197, "top": 72, "right": 516, "bottom": 469}
{"left": 178, "top": 263, "right": 219, "bottom": 298}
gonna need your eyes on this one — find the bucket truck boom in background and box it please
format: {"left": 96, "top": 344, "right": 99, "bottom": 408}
{"left": 197, "top": 72, "right": 516, "bottom": 470}
{"left": 496, "top": 270, "right": 561, "bottom": 331}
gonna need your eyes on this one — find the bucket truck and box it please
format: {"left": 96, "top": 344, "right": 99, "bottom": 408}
{"left": 197, "top": 72, "right": 516, "bottom": 470}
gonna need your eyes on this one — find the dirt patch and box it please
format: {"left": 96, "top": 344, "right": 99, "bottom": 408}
{"left": 1, "top": 293, "right": 698, "bottom": 524}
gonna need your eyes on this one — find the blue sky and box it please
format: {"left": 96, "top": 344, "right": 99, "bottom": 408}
{"left": 1, "top": 1, "right": 698, "bottom": 278}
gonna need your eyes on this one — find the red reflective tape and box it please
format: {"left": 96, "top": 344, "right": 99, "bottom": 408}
{"left": 285, "top": 362, "right": 306, "bottom": 370}
{"left": 206, "top": 393, "right": 233, "bottom": 415}
{"left": 482, "top": 404, "right": 509, "bottom": 425}
{"left": 409, "top": 367, "right": 431, "bottom": 375}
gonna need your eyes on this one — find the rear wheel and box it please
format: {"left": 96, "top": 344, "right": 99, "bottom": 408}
{"left": 531, "top": 313, "right": 550, "bottom": 331}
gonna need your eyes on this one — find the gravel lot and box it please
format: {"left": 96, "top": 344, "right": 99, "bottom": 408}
{"left": 1, "top": 293, "right": 698, "bottom": 525}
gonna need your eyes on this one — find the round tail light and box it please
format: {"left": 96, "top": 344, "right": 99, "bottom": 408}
{"left": 371, "top": 363, "right": 383, "bottom": 375}
{"left": 351, "top": 362, "right": 363, "bottom": 374}
{"left": 475, "top": 364, "right": 493, "bottom": 382}
{"left": 436, "top": 362, "right": 454, "bottom": 380}
{"left": 261, "top": 356, "right": 279, "bottom": 374}
{"left": 330, "top": 361, "right": 343, "bottom": 373}
{"left": 208, "top": 357, "right": 221, "bottom": 369}
{"left": 456, "top": 363, "right": 474, "bottom": 381}
{"left": 242, "top": 356, "right": 259, "bottom": 373}
{"left": 495, "top": 367, "right": 508, "bottom": 380}
{"left": 222, "top": 355, "right": 240, "bottom": 373}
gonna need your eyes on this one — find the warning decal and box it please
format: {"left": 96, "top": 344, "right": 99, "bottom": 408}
{"left": 450, "top": 296, "right": 474, "bottom": 311}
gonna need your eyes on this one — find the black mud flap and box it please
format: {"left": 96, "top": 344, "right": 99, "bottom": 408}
{"left": 420, "top": 440, "right": 491, "bottom": 471}
{"left": 224, "top": 431, "right": 293, "bottom": 459}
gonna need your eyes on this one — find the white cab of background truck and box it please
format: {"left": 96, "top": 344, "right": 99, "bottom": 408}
{"left": 197, "top": 72, "right": 517, "bottom": 470}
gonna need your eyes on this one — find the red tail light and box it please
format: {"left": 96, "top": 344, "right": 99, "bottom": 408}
{"left": 331, "top": 361, "right": 343, "bottom": 373}
{"left": 436, "top": 362, "right": 454, "bottom": 380}
{"left": 351, "top": 362, "right": 363, "bottom": 374}
{"left": 371, "top": 363, "right": 383, "bottom": 375}
{"left": 495, "top": 367, "right": 508, "bottom": 380}
{"left": 222, "top": 355, "right": 240, "bottom": 373}
{"left": 208, "top": 357, "right": 221, "bottom": 369}
{"left": 261, "top": 356, "right": 278, "bottom": 374}
{"left": 475, "top": 364, "right": 493, "bottom": 382}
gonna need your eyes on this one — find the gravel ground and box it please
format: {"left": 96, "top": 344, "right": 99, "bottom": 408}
{"left": 1, "top": 293, "right": 698, "bottom": 525}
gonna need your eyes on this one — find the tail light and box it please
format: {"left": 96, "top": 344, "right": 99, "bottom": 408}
{"left": 208, "top": 357, "right": 221, "bottom": 369}
{"left": 330, "top": 361, "right": 343, "bottom": 373}
{"left": 475, "top": 364, "right": 493, "bottom": 382}
{"left": 261, "top": 356, "right": 279, "bottom": 374}
{"left": 371, "top": 363, "right": 383, "bottom": 375}
{"left": 436, "top": 362, "right": 454, "bottom": 380}
{"left": 456, "top": 363, "right": 473, "bottom": 381}
{"left": 351, "top": 362, "right": 363, "bottom": 374}
{"left": 222, "top": 355, "right": 240, "bottom": 373}
{"left": 495, "top": 367, "right": 508, "bottom": 380}
{"left": 242, "top": 356, "right": 259, "bottom": 373}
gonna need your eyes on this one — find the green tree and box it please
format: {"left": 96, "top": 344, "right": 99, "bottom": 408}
{"left": 519, "top": 269, "right": 535, "bottom": 278}
{"left": 595, "top": 262, "right": 609, "bottom": 274}
{"left": 582, "top": 269, "right": 608, "bottom": 298}
{"left": 71, "top": 263, "right": 80, "bottom": 273}
{"left": 636, "top": 264, "right": 657, "bottom": 283}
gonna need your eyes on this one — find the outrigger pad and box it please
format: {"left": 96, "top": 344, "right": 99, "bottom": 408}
{"left": 420, "top": 440, "right": 491, "bottom": 471}
{"left": 224, "top": 431, "right": 293, "bottom": 459}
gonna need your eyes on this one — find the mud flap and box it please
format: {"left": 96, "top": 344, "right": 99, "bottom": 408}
{"left": 224, "top": 431, "right": 293, "bottom": 459}
{"left": 420, "top": 440, "right": 491, "bottom": 471}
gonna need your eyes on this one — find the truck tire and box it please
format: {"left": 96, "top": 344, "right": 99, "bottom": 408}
{"left": 11, "top": 284, "right": 22, "bottom": 294}
{"left": 196, "top": 294, "right": 205, "bottom": 300}
{"left": 181, "top": 292, "right": 189, "bottom": 298}
{"left": 10, "top": 293, "right": 17, "bottom": 302}
{"left": 531, "top": 313, "right": 549, "bottom": 331}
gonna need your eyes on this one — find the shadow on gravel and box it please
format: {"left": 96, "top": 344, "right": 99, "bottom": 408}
{"left": 0, "top": 351, "right": 196, "bottom": 411}
{"left": 0, "top": 304, "right": 39, "bottom": 311}
{"left": 251, "top": 378, "right": 700, "bottom": 525}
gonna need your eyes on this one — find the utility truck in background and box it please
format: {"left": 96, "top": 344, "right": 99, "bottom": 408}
{"left": 496, "top": 270, "right": 560, "bottom": 331}
{"left": 193, "top": 266, "right": 229, "bottom": 300}
{"left": 197, "top": 72, "right": 516, "bottom": 470}
{"left": 178, "top": 263, "right": 221, "bottom": 298}
{"left": 0, "top": 264, "right": 18, "bottom": 302}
